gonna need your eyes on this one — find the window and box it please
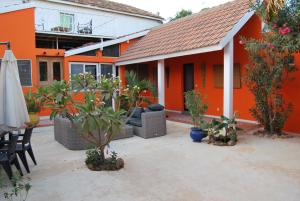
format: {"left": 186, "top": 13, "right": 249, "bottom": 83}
{"left": 60, "top": 13, "right": 74, "bottom": 31}
{"left": 213, "top": 64, "right": 241, "bottom": 89}
{"left": 126, "top": 64, "right": 149, "bottom": 81}
{"left": 53, "top": 62, "right": 62, "bottom": 81}
{"left": 201, "top": 63, "right": 206, "bottom": 87}
{"left": 70, "top": 64, "right": 84, "bottom": 75}
{"left": 37, "top": 58, "right": 63, "bottom": 86}
{"left": 70, "top": 63, "right": 114, "bottom": 80}
{"left": 78, "top": 50, "right": 97, "bottom": 56}
{"left": 102, "top": 44, "right": 120, "bottom": 57}
{"left": 0, "top": 59, "right": 32, "bottom": 86}
{"left": 101, "top": 64, "right": 113, "bottom": 78}
{"left": 165, "top": 66, "right": 170, "bottom": 88}
{"left": 39, "top": 61, "right": 48, "bottom": 81}
{"left": 152, "top": 66, "right": 158, "bottom": 88}
{"left": 85, "top": 65, "right": 97, "bottom": 79}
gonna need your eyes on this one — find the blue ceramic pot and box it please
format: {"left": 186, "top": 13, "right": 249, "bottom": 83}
{"left": 190, "top": 127, "right": 207, "bottom": 142}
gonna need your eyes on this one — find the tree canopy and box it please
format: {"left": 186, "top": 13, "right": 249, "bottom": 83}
{"left": 169, "top": 9, "right": 193, "bottom": 21}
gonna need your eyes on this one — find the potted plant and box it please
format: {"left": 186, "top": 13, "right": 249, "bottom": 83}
{"left": 184, "top": 90, "right": 208, "bottom": 142}
{"left": 24, "top": 90, "right": 43, "bottom": 127}
{"left": 206, "top": 114, "right": 241, "bottom": 146}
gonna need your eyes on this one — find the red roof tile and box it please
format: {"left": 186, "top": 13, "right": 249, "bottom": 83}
{"left": 117, "top": 0, "right": 251, "bottom": 63}
{"left": 62, "top": 0, "right": 163, "bottom": 19}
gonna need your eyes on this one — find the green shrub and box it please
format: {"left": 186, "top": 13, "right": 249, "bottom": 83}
{"left": 184, "top": 90, "right": 208, "bottom": 129}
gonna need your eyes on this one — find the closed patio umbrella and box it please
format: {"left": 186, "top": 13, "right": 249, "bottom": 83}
{"left": 0, "top": 43, "right": 29, "bottom": 132}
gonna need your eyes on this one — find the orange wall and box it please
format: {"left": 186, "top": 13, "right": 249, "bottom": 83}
{"left": 282, "top": 53, "right": 300, "bottom": 133}
{"left": 0, "top": 8, "right": 36, "bottom": 93}
{"left": 164, "top": 15, "right": 262, "bottom": 119}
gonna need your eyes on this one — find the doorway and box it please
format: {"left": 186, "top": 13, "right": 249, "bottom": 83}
{"left": 37, "top": 57, "right": 63, "bottom": 86}
{"left": 183, "top": 63, "right": 194, "bottom": 110}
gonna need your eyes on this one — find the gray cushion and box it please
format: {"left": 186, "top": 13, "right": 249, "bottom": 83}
{"left": 130, "top": 107, "right": 144, "bottom": 119}
{"left": 0, "top": 153, "right": 8, "bottom": 161}
{"left": 127, "top": 118, "right": 142, "bottom": 127}
{"left": 148, "top": 104, "right": 164, "bottom": 111}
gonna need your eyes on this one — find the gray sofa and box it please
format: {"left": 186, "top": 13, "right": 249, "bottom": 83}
{"left": 128, "top": 110, "right": 167, "bottom": 139}
{"left": 54, "top": 117, "right": 133, "bottom": 150}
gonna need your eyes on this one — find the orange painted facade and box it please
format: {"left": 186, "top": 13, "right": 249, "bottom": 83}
{"left": 120, "top": 15, "right": 300, "bottom": 134}
{"left": 0, "top": 8, "right": 36, "bottom": 94}
{"left": 1, "top": 8, "right": 300, "bottom": 133}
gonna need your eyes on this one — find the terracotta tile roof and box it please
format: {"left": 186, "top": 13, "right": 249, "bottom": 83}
{"left": 117, "top": 0, "right": 251, "bottom": 63}
{"left": 62, "top": 0, "right": 163, "bottom": 19}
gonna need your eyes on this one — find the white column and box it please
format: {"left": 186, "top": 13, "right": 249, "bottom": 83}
{"left": 112, "top": 65, "right": 117, "bottom": 111}
{"left": 157, "top": 59, "right": 165, "bottom": 106}
{"left": 223, "top": 39, "right": 234, "bottom": 118}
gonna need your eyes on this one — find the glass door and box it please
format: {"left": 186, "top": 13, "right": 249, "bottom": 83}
{"left": 37, "top": 57, "right": 63, "bottom": 86}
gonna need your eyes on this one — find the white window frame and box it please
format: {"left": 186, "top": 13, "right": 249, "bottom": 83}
{"left": 60, "top": 12, "right": 74, "bottom": 31}
{"left": 69, "top": 62, "right": 99, "bottom": 80}
{"left": 69, "top": 62, "right": 116, "bottom": 81}
{"left": 99, "top": 63, "right": 115, "bottom": 78}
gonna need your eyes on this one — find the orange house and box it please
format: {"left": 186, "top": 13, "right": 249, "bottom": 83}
{"left": 114, "top": 0, "right": 300, "bottom": 134}
{"left": 0, "top": 1, "right": 162, "bottom": 115}
{"left": 1, "top": 0, "right": 300, "bottom": 134}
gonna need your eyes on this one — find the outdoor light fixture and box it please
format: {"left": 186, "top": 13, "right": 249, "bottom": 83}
{"left": 0, "top": 42, "right": 11, "bottom": 50}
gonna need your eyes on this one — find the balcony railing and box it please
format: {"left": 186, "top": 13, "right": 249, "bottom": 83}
{"left": 34, "top": 7, "right": 117, "bottom": 37}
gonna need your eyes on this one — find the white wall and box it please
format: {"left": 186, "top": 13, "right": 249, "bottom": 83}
{"left": 0, "top": 0, "right": 24, "bottom": 8}
{"left": 34, "top": 0, "right": 161, "bottom": 38}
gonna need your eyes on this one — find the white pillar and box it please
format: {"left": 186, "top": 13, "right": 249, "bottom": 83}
{"left": 112, "top": 65, "right": 117, "bottom": 111}
{"left": 223, "top": 39, "right": 234, "bottom": 118}
{"left": 157, "top": 59, "right": 165, "bottom": 106}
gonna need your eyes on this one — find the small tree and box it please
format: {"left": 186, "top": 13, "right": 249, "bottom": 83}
{"left": 242, "top": 0, "right": 300, "bottom": 135}
{"left": 71, "top": 74, "right": 124, "bottom": 162}
{"left": 184, "top": 90, "right": 207, "bottom": 129}
{"left": 40, "top": 73, "right": 124, "bottom": 164}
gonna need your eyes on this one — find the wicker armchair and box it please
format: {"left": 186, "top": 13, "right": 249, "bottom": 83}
{"left": 130, "top": 110, "right": 167, "bottom": 139}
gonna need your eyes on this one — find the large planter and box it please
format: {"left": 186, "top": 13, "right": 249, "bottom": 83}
{"left": 54, "top": 117, "right": 133, "bottom": 150}
{"left": 190, "top": 127, "right": 207, "bottom": 142}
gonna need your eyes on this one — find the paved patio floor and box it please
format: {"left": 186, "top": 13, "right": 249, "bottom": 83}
{"left": 1, "top": 121, "right": 300, "bottom": 201}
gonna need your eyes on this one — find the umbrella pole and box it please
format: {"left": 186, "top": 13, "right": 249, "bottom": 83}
{"left": 0, "top": 42, "right": 10, "bottom": 50}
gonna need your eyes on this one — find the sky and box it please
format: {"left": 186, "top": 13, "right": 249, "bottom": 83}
{"left": 111, "top": 0, "right": 232, "bottom": 20}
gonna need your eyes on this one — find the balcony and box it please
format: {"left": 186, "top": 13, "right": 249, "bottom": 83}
{"left": 34, "top": 7, "right": 117, "bottom": 38}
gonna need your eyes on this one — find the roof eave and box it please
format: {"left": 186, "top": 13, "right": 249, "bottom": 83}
{"left": 0, "top": 2, "right": 35, "bottom": 14}
{"left": 116, "top": 44, "right": 223, "bottom": 66}
{"left": 219, "top": 10, "right": 255, "bottom": 49}
{"left": 65, "top": 30, "right": 150, "bottom": 57}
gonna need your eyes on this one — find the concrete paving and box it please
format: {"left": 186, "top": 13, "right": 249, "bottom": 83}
{"left": 1, "top": 121, "right": 300, "bottom": 201}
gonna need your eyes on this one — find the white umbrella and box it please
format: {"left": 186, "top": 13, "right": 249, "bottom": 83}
{"left": 0, "top": 48, "right": 30, "bottom": 132}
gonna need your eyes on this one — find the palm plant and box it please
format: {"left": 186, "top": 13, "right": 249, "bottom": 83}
{"left": 122, "top": 70, "right": 157, "bottom": 113}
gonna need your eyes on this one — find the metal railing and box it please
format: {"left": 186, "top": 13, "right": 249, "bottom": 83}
{"left": 34, "top": 7, "right": 117, "bottom": 37}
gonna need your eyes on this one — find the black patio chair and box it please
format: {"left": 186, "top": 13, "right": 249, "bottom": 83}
{"left": 0, "top": 134, "right": 23, "bottom": 179}
{"left": 15, "top": 127, "right": 37, "bottom": 173}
